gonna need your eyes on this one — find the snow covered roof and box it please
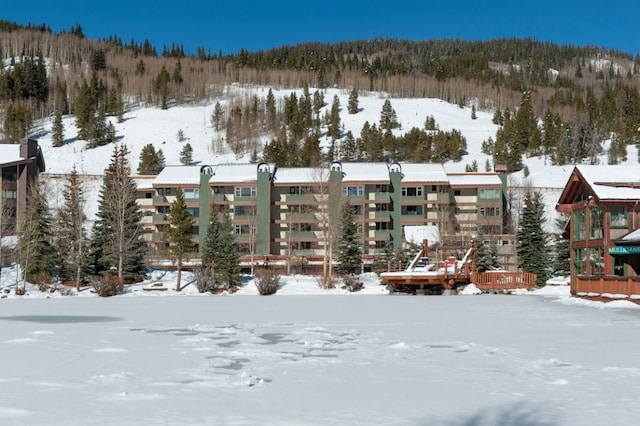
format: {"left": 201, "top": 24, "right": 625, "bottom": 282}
{"left": 209, "top": 163, "right": 258, "bottom": 184}
{"left": 272, "top": 167, "right": 320, "bottom": 184}
{"left": 620, "top": 228, "right": 640, "bottom": 243}
{"left": 447, "top": 173, "right": 503, "bottom": 187}
{"left": 398, "top": 163, "right": 448, "bottom": 183}
{"left": 577, "top": 165, "right": 640, "bottom": 201}
{"left": 0, "top": 144, "right": 23, "bottom": 165}
{"left": 340, "top": 162, "right": 391, "bottom": 182}
{"left": 153, "top": 165, "right": 203, "bottom": 186}
{"left": 134, "top": 176, "right": 155, "bottom": 190}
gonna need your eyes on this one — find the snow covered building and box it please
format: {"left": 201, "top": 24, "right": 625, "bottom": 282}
{"left": 0, "top": 138, "right": 46, "bottom": 236}
{"left": 556, "top": 165, "right": 640, "bottom": 301}
{"left": 136, "top": 161, "right": 516, "bottom": 271}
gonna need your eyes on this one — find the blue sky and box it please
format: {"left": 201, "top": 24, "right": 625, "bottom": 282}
{"left": 3, "top": 0, "right": 639, "bottom": 56}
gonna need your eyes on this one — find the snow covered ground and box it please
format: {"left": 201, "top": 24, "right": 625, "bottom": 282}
{"left": 1, "top": 266, "right": 639, "bottom": 426}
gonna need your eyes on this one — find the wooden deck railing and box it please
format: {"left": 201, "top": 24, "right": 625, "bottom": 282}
{"left": 574, "top": 276, "right": 640, "bottom": 297}
{"left": 472, "top": 271, "right": 538, "bottom": 290}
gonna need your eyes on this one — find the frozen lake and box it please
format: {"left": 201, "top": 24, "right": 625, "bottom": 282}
{"left": 1, "top": 294, "right": 639, "bottom": 425}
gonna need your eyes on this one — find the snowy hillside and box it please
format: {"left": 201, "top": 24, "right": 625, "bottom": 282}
{"left": 33, "top": 86, "right": 639, "bottom": 227}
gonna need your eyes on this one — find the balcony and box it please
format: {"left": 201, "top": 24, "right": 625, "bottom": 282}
{"left": 368, "top": 192, "right": 390, "bottom": 201}
{"left": 151, "top": 232, "right": 164, "bottom": 241}
{"left": 153, "top": 196, "right": 166, "bottom": 203}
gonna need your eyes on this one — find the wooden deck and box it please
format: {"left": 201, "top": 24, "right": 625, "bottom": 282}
{"left": 472, "top": 271, "right": 538, "bottom": 290}
{"left": 574, "top": 275, "right": 640, "bottom": 301}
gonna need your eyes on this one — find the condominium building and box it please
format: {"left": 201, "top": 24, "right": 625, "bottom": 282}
{"left": 137, "top": 161, "right": 516, "bottom": 270}
{"left": 0, "top": 138, "right": 46, "bottom": 236}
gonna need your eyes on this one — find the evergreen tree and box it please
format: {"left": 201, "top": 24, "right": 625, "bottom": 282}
{"left": 18, "top": 182, "right": 58, "bottom": 283}
{"left": 335, "top": 201, "right": 363, "bottom": 275}
{"left": 74, "top": 79, "right": 95, "bottom": 140}
{"left": 52, "top": 109, "right": 64, "bottom": 147}
{"left": 154, "top": 66, "right": 171, "bottom": 109}
{"left": 137, "top": 144, "right": 165, "bottom": 174}
{"left": 471, "top": 104, "right": 477, "bottom": 119}
{"left": 328, "top": 95, "right": 341, "bottom": 140}
{"left": 551, "top": 217, "right": 571, "bottom": 277}
{"left": 379, "top": 99, "right": 398, "bottom": 132}
{"left": 164, "top": 188, "right": 195, "bottom": 291}
{"left": 55, "top": 167, "right": 89, "bottom": 289}
{"left": 340, "top": 130, "right": 358, "bottom": 162}
{"left": 201, "top": 206, "right": 240, "bottom": 288}
{"left": 516, "top": 190, "right": 551, "bottom": 285}
{"left": 90, "top": 145, "right": 146, "bottom": 283}
{"left": 3, "top": 102, "right": 32, "bottom": 143}
{"left": 265, "top": 89, "right": 277, "bottom": 130}
{"left": 211, "top": 101, "right": 226, "bottom": 131}
{"left": 180, "top": 142, "right": 194, "bottom": 165}
{"left": 347, "top": 87, "right": 359, "bottom": 114}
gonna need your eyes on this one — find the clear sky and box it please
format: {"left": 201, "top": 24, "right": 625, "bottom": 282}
{"left": 3, "top": 0, "right": 639, "bottom": 56}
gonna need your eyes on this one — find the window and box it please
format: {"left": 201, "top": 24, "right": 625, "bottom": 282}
{"left": 375, "top": 203, "right": 389, "bottom": 211}
{"left": 589, "top": 207, "right": 603, "bottom": 239}
{"left": 183, "top": 188, "right": 199, "bottom": 199}
{"left": 375, "top": 184, "right": 389, "bottom": 193}
{"left": 186, "top": 207, "right": 199, "bottom": 217}
{"left": 235, "top": 186, "right": 257, "bottom": 197}
{"left": 375, "top": 222, "right": 389, "bottom": 230}
{"left": 343, "top": 186, "right": 364, "bottom": 197}
{"left": 1, "top": 172, "right": 17, "bottom": 182}
{"left": 610, "top": 206, "right": 628, "bottom": 228}
{"left": 235, "top": 224, "right": 255, "bottom": 235}
{"left": 573, "top": 209, "right": 586, "bottom": 241}
{"left": 401, "top": 205, "right": 422, "bottom": 215}
{"left": 165, "top": 188, "right": 172, "bottom": 195}
{"left": 289, "top": 186, "right": 300, "bottom": 195}
{"left": 614, "top": 256, "right": 625, "bottom": 276}
{"left": 293, "top": 241, "right": 311, "bottom": 250}
{"left": 479, "top": 189, "right": 501, "bottom": 199}
{"left": 401, "top": 187, "right": 423, "bottom": 197}
{"left": 212, "top": 186, "right": 225, "bottom": 194}
{"left": 573, "top": 248, "right": 586, "bottom": 275}
{"left": 588, "top": 247, "right": 604, "bottom": 275}
{"left": 234, "top": 206, "right": 255, "bottom": 216}
{"left": 480, "top": 207, "right": 500, "bottom": 217}
{"left": 1, "top": 190, "right": 17, "bottom": 199}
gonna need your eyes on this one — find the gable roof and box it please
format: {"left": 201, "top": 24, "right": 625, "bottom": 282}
{"left": 557, "top": 165, "right": 640, "bottom": 208}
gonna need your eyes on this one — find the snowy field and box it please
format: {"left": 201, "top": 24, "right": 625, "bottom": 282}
{"left": 1, "top": 270, "right": 640, "bottom": 426}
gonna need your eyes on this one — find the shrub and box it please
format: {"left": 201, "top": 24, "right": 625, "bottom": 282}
{"left": 193, "top": 266, "right": 217, "bottom": 293}
{"left": 254, "top": 268, "right": 280, "bottom": 295}
{"left": 341, "top": 275, "right": 364, "bottom": 292}
{"left": 316, "top": 274, "right": 338, "bottom": 289}
{"left": 91, "top": 275, "right": 124, "bottom": 297}
{"left": 58, "top": 286, "right": 74, "bottom": 296}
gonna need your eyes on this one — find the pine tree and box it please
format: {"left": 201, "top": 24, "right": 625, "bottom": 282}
{"left": 201, "top": 206, "right": 240, "bottom": 289}
{"left": 211, "top": 101, "right": 226, "bottom": 131}
{"left": 347, "top": 87, "right": 359, "bottom": 114}
{"left": 164, "top": 188, "right": 195, "bottom": 291}
{"left": 154, "top": 66, "right": 171, "bottom": 109}
{"left": 90, "top": 145, "right": 146, "bottom": 283}
{"left": 551, "top": 217, "right": 571, "bottom": 277}
{"left": 379, "top": 99, "right": 398, "bottom": 132}
{"left": 516, "top": 190, "right": 551, "bottom": 284}
{"left": 471, "top": 105, "right": 477, "bottom": 120}
{"left": 265, "top": 90, "right": 276, "bottom": 130}
{"left": 18, "top": 182, "right": 58, "bottom": 284}
{"left": 328, "top": 95, "right": 341, "bottom": 140}
{"left": 335, "top": 201, "right": 363, "bottom": 275}
{"left": 137, "top": 144, "right": 165, "bottom": 175}
{"left": 55, "top": 167, "right": 89, "bottom": 289}
{"left": 52, "top": 109, "right": 64, "bottom": 147}
{"left": 180, "top": 142, "right": 193, "bottom": 165}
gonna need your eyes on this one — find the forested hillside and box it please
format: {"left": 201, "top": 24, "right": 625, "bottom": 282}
{"left": 1, "top": 20, "right": 640, "bottom": 171}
